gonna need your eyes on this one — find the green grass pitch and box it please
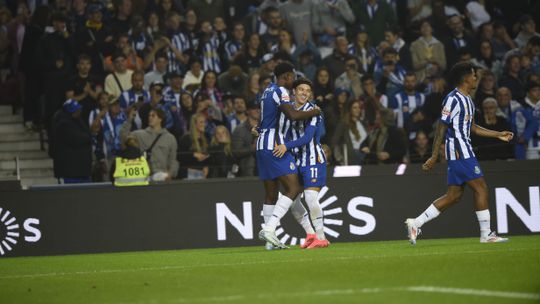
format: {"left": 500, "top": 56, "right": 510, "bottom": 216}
{"left": 1, "top": 236, "right": 539, "bottom": 304}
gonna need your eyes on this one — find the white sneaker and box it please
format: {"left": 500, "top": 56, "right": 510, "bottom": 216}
{"left": 258, "top": 229, "right": 288, "bottom": 249}
{"left": 265, "top": 242, "right": 277, "bottom": 250}
{"left": 480, "top": 231, "right": 508, "bottom": 243}
{"left": 405, "top": 218, "right": 421, "bottom": 245}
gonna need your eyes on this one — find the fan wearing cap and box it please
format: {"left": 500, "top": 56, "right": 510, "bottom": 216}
{"left": 256, "top": 62, "right": 322, "bottom": 249}
{"left": 104, "top": 52, "right": 134, "bottom": 99}
{"left": 52, "top": 99, "right": 93, "bottom": 184}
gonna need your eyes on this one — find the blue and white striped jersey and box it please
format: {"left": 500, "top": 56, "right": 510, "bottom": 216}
{"left": 288, "top": 102, "right": 326, "bottom": 167}
{"left": 119, "top": 89, "right": 150, "bottom": 109}
{"left": 256, "top": 83, "right": 292, "bottom": 151}
{"left": 440, "top": 89, "right": 476, "bottom": 160}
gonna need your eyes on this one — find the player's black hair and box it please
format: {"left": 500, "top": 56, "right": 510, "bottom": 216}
{"left": 274, "top": 61, "right": 295, "bottom": 78}
{"left": 292, "top": 77, "right": 313, "bottom": 90}
{"left": 449, "top": 62, "right": 477, "bottom": 86}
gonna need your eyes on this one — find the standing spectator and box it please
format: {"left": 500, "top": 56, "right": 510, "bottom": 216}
{"left": 410, "top": 19, "right": 446, "bottom": 83}
{"left": 103, "top": 33, "right": 143, "bottom": 72}
{"left": 109, "top": 0, "right": 133, "bottom": 36}
{"left": 492, "top": 21, "right": 516, "bottom": 60}
{"left": 128, "top": 15, "right": 151, "bottom": 58}
{"left": 104, "top": 52, "right": 134, "bottom": 99}
{"left": 243, "top": 33, "right": 264, "bottom": 72}
{"left": 311, "top": 0, "right": 355, "bottom": 49}
{"left": 121, "top": 107, "right": 178, "bottom": 180}
{"left": 164, "top": 11, "right": 190, "bottom": 73}
{"left": 178, "top": 113, "right": 210, "bottom": 179}
{"left": 360, "top": 108, "right": 407, "bottom": 164}
{"left": 498, "top": 54, "right": 526, "bottom": 102}
{"left": 390, "top": 73, "right": 426, "bottom": 139}
{"left": 270, "top": 30, "right": 296, "bottom": 55}
{"left": 195, "top": 70, "right": 223, "bottom": 109}
{"left": 350, "top": 0, "right": 396, "bottom": 45}
{"left": 313, "top": 67, "right": 334, "bottom": 110}
{"left": 260, "top": 7, "right": 282, "bottom": 51}
{"left": 178, "top": 91, "right": 195, "bottom": 134}
{"left": 279, "top": 0, "right": 314, "bottom": 45}
{"left": 321, "top": 36, "right": 349, "bottom": 79}
{"left": 52, "top": 99, "right": 92, "bottom": 184}
{"left": 331, "top": 99, "right": 368, "bottom": 165}
{"left": 464, "top": 0, "right": 490, "bottom": 32}
{"left": 119, "top": 71, "right": 149, "bottom": 129}
{"left": 187, "top": 0, "right": 225, "bottom": 24}
{"left": 65, "top": 54, "right": 103, "bottom": 123}
{"left": 144, "top": 51, "right": 168, "bottom": 89}
{"left": 443, "top": 14, "right": 476, "bottom": 68}
{"left": 232, "top": 99, "right": 260, "bottom": 177}
{"left": 348, "top": 28, "right": 377, "bottom": 74}
{"left": 334, "top": 56, "right": 363, "bottom": 100}
{"left": 522, "top": 82, "right": 540, "bottom": 159}
{"left": 360, "top": 74, "right": 388, "bottom": 128}
{"left": 198, "top": 20, "right": 223, "bottom": 73}
{"left": 145, "top": 11, "right": 163, "bottom": 41}
{"left": 208, "top": 125, "right": 235, "bottom": 178}
{"left": 224, "top": 22, "right": 245, "bottom": 64}
{"left": 384, "top": 27, "right": 411, "bottom": 69}
{"left": 227, "top": 95, "right": 247, "bottom": 133}
{"left": 472, "top": 97, "right": 514, "bottom": 160}
{"left": 373, "top": 47, "right": 406, "bottom": 97}
{"left": 514, "top": 15, "right": 540, "bottom": 49}
{"left": 139, "top": 81, "right": 173, "bottom": 129}
{"left": 471, "top": 40, "right": 503, "bottom": 78}
{"left": 183, "top": 59, "right": 203, "bottom": 90}
{"left": 408, "top": 130, "right": 431, "bottom": 164}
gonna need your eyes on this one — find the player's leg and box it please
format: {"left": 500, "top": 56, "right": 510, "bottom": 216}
{"left": 290, "top": 193, "right": 316, "bottom": 239}
{"left": 466, "top": 177, "right": 508, "bottom": 243}
{"left": 304, "top": 186, "right": 330, "bottom": 249}
{"left": 261, "top": 179, "right": 280, "bottom": 250}
{"left": 405, "top": 185, "right": 464, "bottom": 244}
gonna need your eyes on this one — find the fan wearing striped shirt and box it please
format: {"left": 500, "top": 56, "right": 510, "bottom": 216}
{"left": 405, "top": 63, "right": 514, "bottom": 245}
{"left": 273, "top": 78, "right": 329, "bottom": 249}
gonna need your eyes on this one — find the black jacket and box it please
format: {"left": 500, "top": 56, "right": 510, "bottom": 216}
{"left": 52, "top": 110, "right": 93, "bottom": 178}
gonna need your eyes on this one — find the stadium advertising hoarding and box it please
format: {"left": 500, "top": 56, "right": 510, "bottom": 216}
{"left": 0, "top": 161, "right": 539, "bottom": 257}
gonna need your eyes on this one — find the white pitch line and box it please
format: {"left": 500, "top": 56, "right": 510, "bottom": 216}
{"left": 406, "top": 286, "right": 540, "bottom": 301}
{"left": 0, "top": 247, "right": 532, "bottom": 280}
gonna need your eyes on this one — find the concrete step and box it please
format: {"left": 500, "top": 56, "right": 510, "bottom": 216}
{"left": 0, "top": 150, "right": 49, "bottom": 160}
{"left": 0, "top": 140, "right": 41, "bottom": 151}
{"left": 0, "top": 123, "right": 25, "bottom": 133}
{"left": 0, "top": 168, "right": 54, "bottom": 178}
{"left": 0, "top": 158, "right": 53, "bottom": 170}
{"left": 0, "top": 132, "right": 40, "bottom": 142}
{"left": 0, "top": 106, "right": 12, "bottom": 116}
{"left": 0, "top": 115, "right": 22, "bottom": 123}
{"left": 21, "top": 177, "right": 58, "bottom": 188}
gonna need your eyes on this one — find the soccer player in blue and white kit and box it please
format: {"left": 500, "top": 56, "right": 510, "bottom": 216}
{"left": 257, "top": 62, "right": 322, "bottom": 248}
{"left": 405, "top": 63, "right": 514, "bottom": 244}
{"left": 273, "top": 78, "right": 330, "bottom": 249}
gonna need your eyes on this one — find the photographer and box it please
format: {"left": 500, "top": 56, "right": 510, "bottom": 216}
{"left": 119, "top": 71, "right": 150, "bottom": 130}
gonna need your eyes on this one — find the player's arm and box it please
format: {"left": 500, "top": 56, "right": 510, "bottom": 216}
{"left": 422, "top": 120, "right": 447, "bottom": 171}
{"left": 471, "top": 123, "right": 514, "bottom": 142}
{"left": 273, "top": 124, "right": 316, "bottom": 158}
{"left": 279, "top": 103, "right": 321, "bottom": 121}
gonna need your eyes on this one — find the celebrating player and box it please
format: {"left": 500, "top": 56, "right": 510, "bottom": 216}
{"left": 256, "top": 62, "right": 321, "bottom": 249}
{"left": 405, "top": 63, "right": 514, "bottom": 245}
{"left": 273, "top": 78, "right": 329, "bottom": 249}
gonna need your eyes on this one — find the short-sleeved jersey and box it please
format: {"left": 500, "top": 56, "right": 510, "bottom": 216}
{"left": 440, "top": 89, "right": 476, "bottom": 160}
{"left": 289, "top": 102, "right": 326, "bottom": 167}
{"left": 256, "top": 83, "right": 292, "bottom": 151}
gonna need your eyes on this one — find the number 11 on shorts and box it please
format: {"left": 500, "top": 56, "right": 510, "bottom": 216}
{"left": 310, "top": 167, "right": 318, "bottom": 179}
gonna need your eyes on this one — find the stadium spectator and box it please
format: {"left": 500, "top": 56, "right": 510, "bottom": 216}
{"left": 311, "top": 0, "right": 355, "bottom": 49}
{"left": 227, "top": 95, "right": 247, "bottom": 133}
{"left": 186, "top": 0, "right": 225, "bottom": 24}
{"left": 443, "top": 14, "right": 476, "bottom": 68}
{"left": 218, "top": 65, "right": 248, "bottom": 96}
{"left": 348, "top": 27, "right": 376, "bottom": 74}
{"left": 279, "top": 0, "right": 314, "bottom": 46}
{"left": 323, "top": 87, "right": 350, "bottom": 143}
{"left": 522, "top": 82, "right": 540, "bottom": 159}
{"left": 224, "top": 22, "right": 245, "bottom": 64}
{"left": 243, "top": 33, "right": 265, "bottom": 72}
{"left": 407, "top": 0, "right": 432, "bottom": 23}
{"left": 360, "top": 74, "right": 388, "bottom": 128}
{"left": 384, "top": 27, "right": 411, "bottom": 69}
{"left": 103, "top": 33, "right": 143, "bottom": 72}
{"left": 374, "top": 47, "right": 406, "bottom": 97}
{"left": 331, "top": 99, "right": 368, "bottom": 165}
{"left": 183, "top": 59, "right": 203, "bottom": 90}
{"left": 321, "top": 36, "right": 349, "bottom": 79}
{"left": 139, "top": 81, "right": 173, "bottom": 129}
{"left": 390, "top": 73, "right": 427, "bottom": 140}
{"left": 260, "top": 6, "right": 283, "bottom": 51}
{"left": 178, "top": 113, "right": 210, "bottom": 179}
{"left": 360, "top": 108, "right": 407, "bottom": 164}
{"left": 231, "top": 99, "right": 260, "bottom": 177}
{"left": 118, "top": 71, "right": 149, "bottom": 130}
{"left": 164, "top": 11, "right": 190, "bottom": 73}
{"left": 128, "top": 15, "right": 151, "bottom": 58}
{"left": 243, "top": 71, "right": 260, "bottom": 103}
{"left": 408, "top": 130, "right": 431, "bottom": 164}
{"left": 195, "top": 70, "right": 223, "bottom": 109}
{"left": 65, "top": 54, "right": 102, "bottom": 123}
{"left": 410, "top": 19, "right": 446, "bottom": 83}
{"left": 145, "top": 11, "right": 163, "bottom": 41}
{"left": 52, "top": 99, "right": 92, "bottom": 184}
{"left": 208, "top": 125, "right": 235, "bottom": 178}
{"left": 498, "top": 54, "right": 526, "bottom": 102}
{"left": 109, "top": 0, "right": 133, "bottom": 36}
{"left": 464, "top": 0, "right": 490, "bottom": 32}
{"left": 313, "top": 67, "right": 334, "bottom": 109}
{"left": 471, "top": 97, "right": 513, "bottom": 160}
{"left": 350, "top": 0, "right": 396, "bottom": 45}
{"left": 491, "top": 21, "right": 517, "bottom": 60}
{"left": 198, "top": 20, "right": 223, "bottom": 74}
{"left": 271, "top": 30, "right": 296, "bottom": 56}
{"left": 334, "top": 56, "right": 363, "bottom": 100}
{"left": 104, "top": 52, "right": 134, "bottom": 99}
{"left": 471, "top": 40, "right": 503, "bottom": 79}
{"left": 121, "top": 107, "right": 178, "bottom": 181}
{"left": 514, "top": 15, "right": 540, "bottom": 49}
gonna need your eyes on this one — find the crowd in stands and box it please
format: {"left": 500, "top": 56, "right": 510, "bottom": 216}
{"left": 0, "top": 0, "right": 539, "bottom": 182}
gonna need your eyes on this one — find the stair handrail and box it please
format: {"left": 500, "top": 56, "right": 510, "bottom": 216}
{"left": 15, "top": 156, "right": 20, "bottom": 180}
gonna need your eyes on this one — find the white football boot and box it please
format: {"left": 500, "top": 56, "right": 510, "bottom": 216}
{"left": 405, "top": 218, "right": 421, "bottom": 245}
{"left": 480, "top": 231, "right": 508, "bottom": 243}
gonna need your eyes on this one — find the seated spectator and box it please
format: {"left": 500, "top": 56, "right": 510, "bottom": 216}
{"left": 410, "top": 19, "right": 446, "bottom": 83}
{"left": 348, "top": 27, "right": 377, "bottom": 74}
{"left": 331, "top": 100, "right": 368, "bottom": 165}
{"left": 178, "top": 113, "right": 210, "bottom": 179}
{"left": 499, "top": 54, "right": 526, "bottom": 102}
{"left": 360, "top": 75, "right": 388, "bottom": 128}
{"left": 464, "top": 0, "right": 490, "bottom": 32}
{"left": 323, "top": 87, "right": 350, "bottom": 143}
{"left": 209, "top": 125, "right": 236, "bottom": 178}
{"left": 104, "top": 52, "right": 134, "bottom": 99}
{"left": 231, "top": 99, "right": 260, "bottom": 177}
{"left": 313, "top": 67, "right": 334, "bottom": 109}
{"left": 472, "top": 97, "right": 514, "bottom": 160}
{"left": 178, "top": 92, "right": 195, "bottom": 134}
{"left": 322, "top": 36, "right": 349, "bottom": 80}
{"left": 443, "top": 14, "right": 476, "bottom": 68}
{"left": 218, "top": 65, "right": 248, "bottom": 96}
{"left": 278, "top": 0, "right": 314, "bottom": 46}
{"left": 408, "top": 130, "right": 431, "bottom": 164}
{"left": 270, "top": 30, "right": 296, "bottom": 55}
{"left": 224, "top": 22, "right": 245, "bottom": 64}
{"left": 139, "top": 82, "right": 173, "bottom": 129}
{"left": 52, "top": 99, "right": 92, "bottom": 184}
{"left": 472, "top": 40, "right": 503, "bottom": 78}
{"left": 311, "top": 0, "right": 355, "bottom": 49}
{"left": 390, "top": 73, "right": 427, "bottom": 140}
{"left": 514, "top": 15, "right": 540, "bottom": 49}
{"left": 422, "top": 76, "right": 447, "bottom": 125}
{"left": 103, "top": 33, "right": 143, "bottom": 72}
{"left": 194, "top": 70, "right": 223, "bottom": 109}
{"left": 491, "top": 21, "right": 516, "bottom": 60}
{"left": 227, "top": 95, "right": 247, "bottom": 133}
{"left": 384, "top": 26, "right": 411, "bottom": 69}
{"left": 243, "top": 33, "right": 265, "bottom": 73}
{"left": 350, "top": 0, "right": 396, "bottom": 45}
{"left": 183, "top": 59, "right": 203, "bottom": 90}
{"left": 360, "top": 108, "right": 407, "bottom": 164}
{"left": 335, "top": 56, "right": 363, "bottom": 100}
{"left": 293, "top": 37, "right": 322, "bottom": 81}
{"left": 144, "top": 52, "right": 169, "bottom": 90}
{"left": 121, "top": 107, "right": 178, "bottom": 181}
{"left": 474, "top": 70, "right": 497, "bottom": 108}
{"left": 260, "top": 7, "right": 282, "bottom": 51}
{"left": 243, "top": 71, "right": 260, "bottom": 104}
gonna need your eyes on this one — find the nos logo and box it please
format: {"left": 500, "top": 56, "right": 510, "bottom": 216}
{"left": 0, "top": 207, "right": 41, "bottom": 256}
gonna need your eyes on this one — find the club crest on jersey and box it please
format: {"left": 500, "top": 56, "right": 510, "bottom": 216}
{"left": 474, "top": 166, "right": 481, "bottom": 174}
{"left": 290, "top": 162, "right": 296, "bottom": 170}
